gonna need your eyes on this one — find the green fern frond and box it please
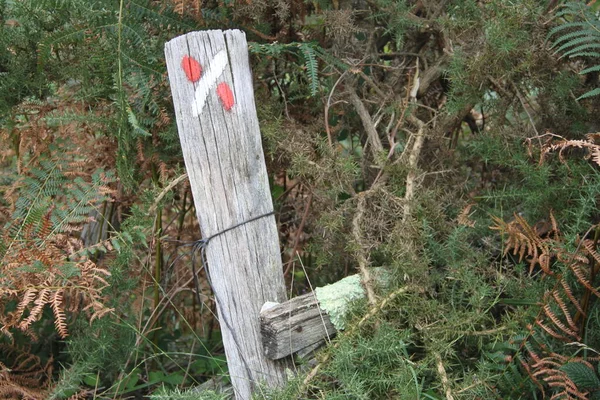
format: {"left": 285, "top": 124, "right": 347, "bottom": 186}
{"left": 249, "top": 41, "right": 324, "bottom": 97}
{"left": 553, "top": 35, "right": 599, "bottom": 54}
{"left": 561, "top": 43, "right": 600, "bottom": 58}
{"left": 126, "top": 104, "right": 152, "bottom": 138}
{"left": 313, "top": 45, "right": 350, "bottom": 72}
{"left": 127, "top": 0, "right": 196, "bottom": 32}
{"left": 7, "top": 159, "right": 116, "bottom": 244}
{"left": 568, "top": 51, "right": 600, "bottom": 58}
{"left": 120, "top": 24, "right": 148, "bottom": 53}
{"left": 11, "top": 160, "right": 64, "bottom": 223}
{"left": 560, "top": 362, "right": 600, "bottom": 391}
{"left": 550, "top": 1, "right": 600, "bottom": 99}
{"left": 248, "top": 42, "right": 285, "bottom": 56}
{"left": 51, "top": 174, "right": 113, "bottom": 235}
{"left": 555, "top": 4, "right": 588, "bottom": 18}
{"left": 548, "top": 22, "right": 597, "bottom": 40}
{"left": 580, "top": 64, "right": 600, "bottom": 74}
{"left": 550, "top": 29, "right": 597, "bottom": 48}
{"left": 298, "top": 43, "right": 319, "bottom": 96}
{"left": 577, "top": 87, "right": 600, "bottom": 100}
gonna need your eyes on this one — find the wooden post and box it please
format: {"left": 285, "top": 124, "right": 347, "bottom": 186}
{"left": 164, "top": 30, "right": 290, "bottom": 399}
{"left": 260, "top": 269, "right": 392, "bottom": 360}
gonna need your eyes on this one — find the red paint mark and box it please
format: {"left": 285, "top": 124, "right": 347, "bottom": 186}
{"left": 217, "top": 82, "right": 234, "bottom": 111}
{"left": 182, "top": 51, "right": 235, "bottom": 113}
{"left": 182, "top": 55, "right": 202, "bottom": 82}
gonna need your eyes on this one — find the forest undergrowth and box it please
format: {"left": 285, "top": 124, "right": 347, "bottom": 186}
{"left": 1, "top": 0, "right": 600, "bottom": 399}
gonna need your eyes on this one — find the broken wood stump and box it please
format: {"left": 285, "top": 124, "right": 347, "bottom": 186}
{"left": 260, "top": 272, "right": 387, "bottom": 360}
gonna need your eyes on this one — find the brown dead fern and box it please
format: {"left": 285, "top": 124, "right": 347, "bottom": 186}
{"left": 0, "top": 154, "right": 116, "bottom": 340}
{"left": 0, "top": 211, "right": 113, "bottom": 340}
{"left": 532, "top": 354, "right": 600, "bottom": 400}
{"left": 491, "top": 212, "right": 600, "bottom": 398}
{"left": 0, "top": 344, "right": 52, "bottom": 400}
{"left": 491, "top": 212, "right": 559, "bottom": 275}
{"left": 528, "top": 132, "right": 600, "bottom": 167}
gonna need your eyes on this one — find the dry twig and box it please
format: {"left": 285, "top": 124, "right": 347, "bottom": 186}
{"left": 347, "top": 87, "right": 384, "bottom": 159}
{"left": 435, "top": 352, "right": 455, "bottom": 400}
{"left": 352, "top": 192, "right": 377, "bottom": 306}
{"left": 402, "top": 114, "right": 426, "bottom": 223}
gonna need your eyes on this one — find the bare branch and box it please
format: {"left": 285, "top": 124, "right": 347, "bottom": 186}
{"left": 402, "top": 114, "right": 426, "bottom": 223}
{"left": 348, "top": 87, "right": 384, "bottom": 159}
{"left": 352, "top": 192, "right": 377, "bottom": 306}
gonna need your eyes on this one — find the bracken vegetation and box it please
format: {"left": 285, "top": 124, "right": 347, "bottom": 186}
{"left": 1, "top": 0, "right": 600, "bottom": 398}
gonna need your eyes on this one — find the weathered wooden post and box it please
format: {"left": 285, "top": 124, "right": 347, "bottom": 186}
{"left": 260, "top": 269, "right": 392, "bottom": 360}
{"left": 164, "top": 30, "right": 290, "bottom": 399}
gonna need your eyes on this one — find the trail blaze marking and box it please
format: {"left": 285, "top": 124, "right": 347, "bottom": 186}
{"left": 182, "top": 55, "right": 202, "bottom": 82}
{"left": 181, "top": 50, "right": 235, "bottom": 116}
{"left": 217, "top": 82, "right": 234, "bottom": 111}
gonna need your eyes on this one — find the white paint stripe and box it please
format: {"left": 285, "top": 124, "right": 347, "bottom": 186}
{"left": 192, "top": 49, "right": 228, "bottom": 117}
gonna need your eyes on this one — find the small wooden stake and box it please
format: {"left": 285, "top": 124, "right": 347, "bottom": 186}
{"left": 165, "top": 30, "right": 290, "bottom": 399}
{"left": 260, "top": 292, "right": 337, "bottom": 360}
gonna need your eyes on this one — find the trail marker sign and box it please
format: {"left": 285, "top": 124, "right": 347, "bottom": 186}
{"left": 165, "top": 30, "right": 290, "bottom": 399}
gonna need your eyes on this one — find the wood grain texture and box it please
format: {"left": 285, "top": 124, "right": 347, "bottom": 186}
{"left": 260, "top": 269, "right": 390, "bottom": 360}
{"left": 165, "top": 30, "right": 290, "bottom": 399}
{"left": 260, "top": 292, "right": 337, "bottom": 360}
